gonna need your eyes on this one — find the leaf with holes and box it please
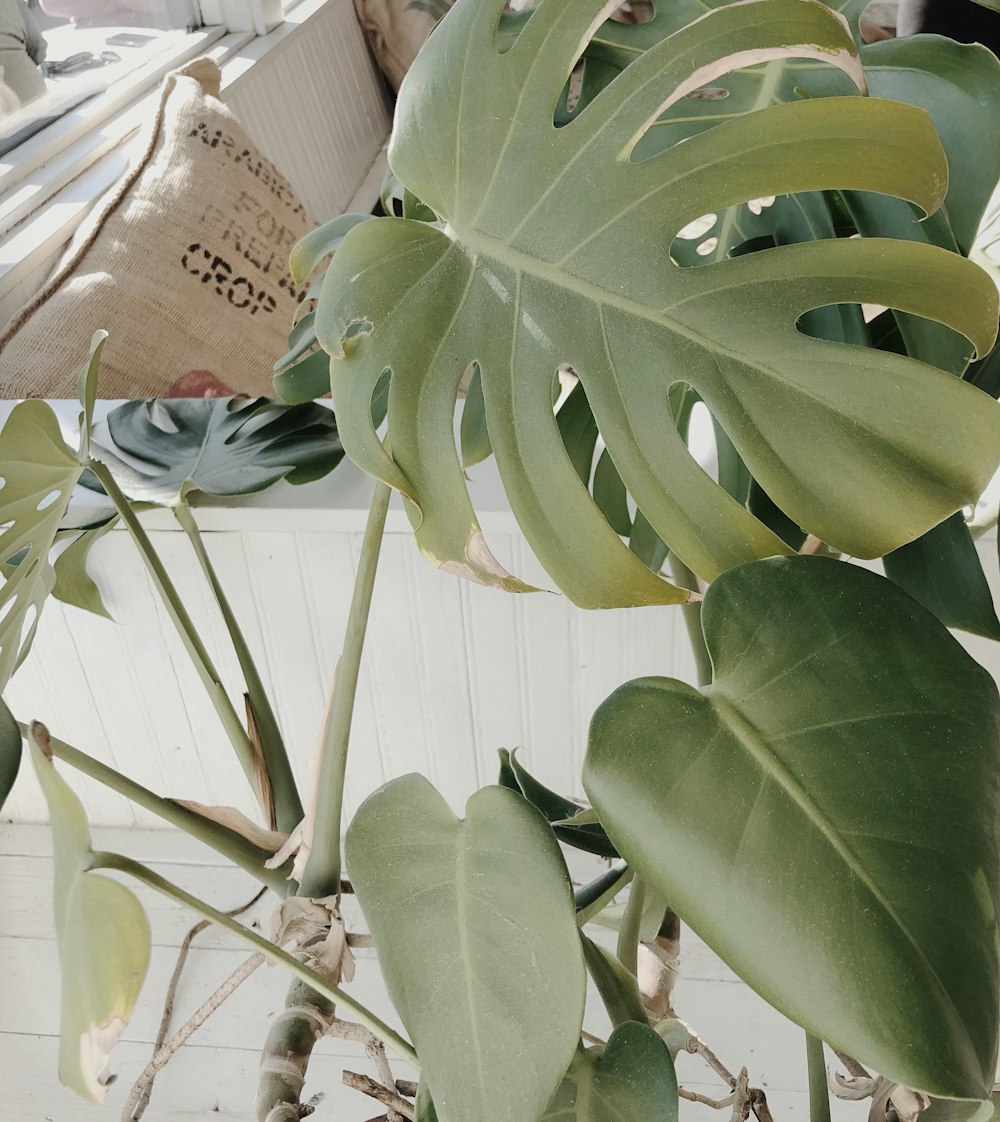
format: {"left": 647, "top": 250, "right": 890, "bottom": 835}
{"left": 0, "top": 402, "right": 87, "bottom": 691}
{"left": 345, "top": 775, "right": 586, "bottom": 1122}
{"left": 584, "top": 556, "right": 1000, "bottom": 1106}
{"left": 87, "top": 397, "right": 343, "bottom": 506}
{"left": 317, "top": 0, "right": 1000, "bottom": 606}
{"left": 28, "top": 725, "right": 151, "bottom": 1102}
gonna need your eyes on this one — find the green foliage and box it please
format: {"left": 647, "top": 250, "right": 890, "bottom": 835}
{"left": 345, "top": 775, "right": 586, "bottom": 1122}
{"left": 317, "top": 0, "right": 1000, "bottom": 608}
{"left": 585, "top": 556, "right": 1000, "bottom": 1107}
{"left": 0, "top": 696, "right": 20, "bottom": 812}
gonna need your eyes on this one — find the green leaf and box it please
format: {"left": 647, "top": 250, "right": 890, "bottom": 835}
{"left": 273, "top": 350, "right": 331, "bottom": 404}
{"left": 884, "top": 512, "right": 1000, "bottom": 640}
{"left": 76, "top": 330, "right": 107, "bottom": 462}
{"left": 289, "top": 213, "right": 375, "bottom": 285}
{"left": 274, "top": 310, "right": 318, "bottom": 373}
{"left": 344, "top": 775, "right": 586, "bottom": 1122}
{"left": 52, "top": 515, "right": 118, "bottom": 620}
{"left": 0, "top": 696, "right": 21, "bottom": 812}
{"left": 417, "top": 1022, "right": 678, "bottom": 1122}
{"left": 541, "top": 1024, "right": 678, "bottom": 1122}
{"left": 88, "top": 397, "right": 343, "bottom": 506}
{"left": 318, "top": 0, "right": 1000, "bottom": 605}
{"left": 584, "top": 556, "right": 1000, "bottom": 1104}
{"left": 460, "top": 365, "right": 493, "bottom": 468}
{"left": 0, "top": 401, "right": 86, "bottom": 691}
{"left": 580, "top": 933, "right": 647, "bottom": 1027}
{"left": 28, "top": 724, "right": 150, "bottom": 1103}
{"left": 497, "top": 748, "right": 618, "bottom": 858}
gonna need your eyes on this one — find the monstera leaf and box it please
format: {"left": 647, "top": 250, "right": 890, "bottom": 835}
{"left": 87, "top": 397, "right": 343, "bottom": 506}
{"left": 345, "top": 776, "right": 586, "bottom": 1122}
{"left": 584, "top": 557, "right": 1000, "bottom": 1106}
{"left": 29, "top": 724, "right": 151, "bottom": 1102}
{"left": 317, "top": 0, "right": 1000, "bottom": 607}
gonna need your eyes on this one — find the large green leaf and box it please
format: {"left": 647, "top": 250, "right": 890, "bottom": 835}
{"left": 417, "top": 1022, "right": 678, "bottom": 1122}
{"left": 318, "top": 0, "right": 1000, "bottom": 606}
{"left": 28, "top": 724, "right": 151, "bottom": 1102}
{"left": 344, "top": 775, "right": 586, "bottom": 1122}
{"left": 584, "top": 556, "right": 1000, "bottom": 1105}
{"left": 87, "top": 397, "right": 343, "bottom": 506}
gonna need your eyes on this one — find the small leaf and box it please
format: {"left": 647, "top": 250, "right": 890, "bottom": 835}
{"left": 585, "top": 556, "right": 1000, "bottom": 1105}
{"left": 884, "top": 513, "right": 1000, "bottom": 640}
{"left": 541, "top": 1023, "right": 678, "bottom": 1122}
{"left": 28, "top": 723, "right": 150, "bottom": 1103}
{"left": 273, "top": 351, "right": 331, "bottom": 404}
{"left": 497, "top": 748, "right": 618, "bottom": 858}
{"left": 52, "top": 515, "right": 118, "bottom": 620}
{"left": 460, "top": 365, "right": 492, "bottom": 468}
{"left": 0, "top": 696, "right": 21, "bottom": 811}
{"left": 581, "top": 933, "right": 648, "bottom": 1027}
{"left": 76, "top": 330, "right": 108, "bottom": 462}
{"left": 345, "top": 775, "right": 586, "bottom": 1122}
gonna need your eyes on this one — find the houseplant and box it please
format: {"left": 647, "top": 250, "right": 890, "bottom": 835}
{"left": 4, "top": 0, "right": 1000, "bottom": 1119}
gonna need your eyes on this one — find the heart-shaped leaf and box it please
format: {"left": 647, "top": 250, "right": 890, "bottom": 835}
{"left": 584, "top": 556, "right": 1000, "bottom": 1104}
{"left": 88, "top": 397, "right": 343, "bottom": 506}
{"left": 317, "top": 0, "right": 1000, "bottom": 606}
{"left": 417, "top": 1022, "right": 678, "bottom": 1122}
{"left": 344, "top": 775, "right": 586, "bottom": 1122}
{"left": 28, "top": 724, "right": 150, "bottom": 1103}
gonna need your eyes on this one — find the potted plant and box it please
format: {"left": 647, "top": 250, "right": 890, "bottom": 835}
{"left": 3, "top": 0, "right": 1000, "bottom": 1119}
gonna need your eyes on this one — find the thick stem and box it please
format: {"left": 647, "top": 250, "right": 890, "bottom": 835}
{"left": 27, "top": 724, "right": 291, "bottom": 894}
{"left": 88, "top": 460, "right": 259, "bottom": 793}
{"left": 806, "top": 1034, "right": 832, "bottom": 1122}
{"left": 173, "top": 502, "right": 303, "bottom": 834}
{"left": 617, "top": 876, "right": 646, "bottom": 976}
{"left": 87, "top": 850, "right": 417, "bottom": 1067}
{"left": 298, "top": 479, "right": 391, "bottom": 899}
{"left": 256, "top": 974, "right": 336, "bottom": 1122}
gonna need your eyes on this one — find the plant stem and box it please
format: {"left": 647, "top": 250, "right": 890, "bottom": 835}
{"left": 806, "top": 1033, "right": 832, "bottom": 1122}
{"left": 88, "top": 850, "right": 418, "bottom": 1067}
{"left": 26, "top": 723, "right": 291, "bottom": 894}
{"left": 617, "top": 876, "right": 646, "bottom": 976}
{"left": 173, "top": 501, "right": 303, "bottom": 834}
{"left": 88, "top": 460, "right": 260, "bottom": 793}
{"left": 669, "top": 554, "right": 712, "bottom": 689}
{"left": 298, "top": 479, "right": 392, "bottom": 899}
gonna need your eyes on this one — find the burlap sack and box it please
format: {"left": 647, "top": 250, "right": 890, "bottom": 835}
{"left": 353, "top": 0, "right": 453, "bottom": 91}
{"left": 0, "top": 59, "right": 313, "bottom": 398}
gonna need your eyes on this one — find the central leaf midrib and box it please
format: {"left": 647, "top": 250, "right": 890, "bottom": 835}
{"left": 710, "top": 689, "right": 973, "bottom": 1057}
{"left": 454, "top": 827, "right": 489, "bottom": 1115}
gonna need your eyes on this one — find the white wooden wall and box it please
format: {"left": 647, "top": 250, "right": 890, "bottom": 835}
{"left": 1, "top": 457, "right": 700, "bottom": 829}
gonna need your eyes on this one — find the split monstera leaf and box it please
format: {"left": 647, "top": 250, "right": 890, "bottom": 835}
{"left": 306, "top": 0, "right": 1000, "bottom": 607}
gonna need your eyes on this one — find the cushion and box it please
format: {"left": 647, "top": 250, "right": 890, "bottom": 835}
{"left": 0, "top": 59, "right": 314, "bottom": 398}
